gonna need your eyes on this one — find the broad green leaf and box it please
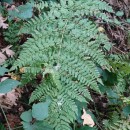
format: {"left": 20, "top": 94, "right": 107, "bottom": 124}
{"left": 0, "top": 79, "right": 21, "bottom": 93}
{"left": 106, "top": 89, "right": 119, "bottom": 104}
{"left": 21, "top": 110, "right": 32, "bottom": 122}
{"left": 32, "top": 100, "right": 50, "bottom": 120}
{"left": 0, "top": 67, "right": 8, "bottom": 76}
{"left": 22, "top": 122, "right": 33, "bottom": 130}
{"left": 123, "top": 105, "right": 130, "bottom": 116}
{"left": 98, "top": 83, "right": 107, "bottom": 93}
{"left": 116, "top": 11, "right": 124, "bottom": 17}
{"left": 127, "top": 19, "right": 130, "bottom": 23}
{"left": 107, "top": 89, "right": 119, "bottom": 98}
{"left": 1, "top": 0, "right": 13, "bottom": 4}
{"left": 8, "top": 3, "right": 33, "bottom": 20}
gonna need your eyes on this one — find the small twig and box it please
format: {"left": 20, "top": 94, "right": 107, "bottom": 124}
{"left": 0, "top": 104, "right": 12, "bottom": 130}
{"left": 0, "top": 104, "right": 11, "bottom": 110}
{"left": 92, "top": 102, "right": 104, "bottom": 130}
{"left": 112, "top": 46, "right": 126, "bottom": 54}
{"left": 12, "top": 126, "right": 23, "bottom": 130}
{"left": 73, "top": 121, "right": 76, "bottom": 130}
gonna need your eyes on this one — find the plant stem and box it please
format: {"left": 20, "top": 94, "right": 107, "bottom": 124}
{"left": 73, "top": 121, "right": 76, "bottom": 130}
{"left": 0, "top": 104, "right": 12, "bottom": 130}
{"left": 12, "top": 126, "right": 23, "bottom": 130}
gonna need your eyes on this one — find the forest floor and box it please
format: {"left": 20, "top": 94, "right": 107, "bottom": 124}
{"left": 0, "top": 0, "right": 130, "bottom": 130}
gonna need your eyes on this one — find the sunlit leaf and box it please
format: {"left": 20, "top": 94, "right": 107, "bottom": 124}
{"left": 0, "top": 79, "right": 21, "bottom": 93}
{"left": 0, "top": 67, "right": 8, "bottom": 76}
{"left": 32, "top": 100, "right": 51, "bottom": 120}
{"left": 21, "top": 110, "right": 32, "bottom": 122}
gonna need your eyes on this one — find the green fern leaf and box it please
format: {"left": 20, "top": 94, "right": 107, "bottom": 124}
{"left": 12, "top": 0, "right": 117, "bottom": 129}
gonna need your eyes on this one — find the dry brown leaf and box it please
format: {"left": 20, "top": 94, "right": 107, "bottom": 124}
{"left": 7, "top": 5, "right": 16, "bottom": 11}
{"left": 0, "top": 52, "right": 7, "bottom": 64}
{"left": 1, "top": 45, "right": 15, "bottom": 57}
{"left": 6, "top": 90, "right": 18, "bottom": 105}
{"left": 5, "top": 114, "right": 21, "bottom": 128}
{"left": 8, "top": 72, "right": 21, "bottom": 80}
{"left": 98, "top": 27, "right": 105, "bottom": 33}
{"left": 1, "top": 77, "right": 9, "bottom": 82}
{"left": 81, "top": 108, "right": 95, "bottom": 127}
{"left": 19, "top": 67, "right": 25, "bottom": 73}
{"left": 7, "top": 5, "right": 19, "bottom": 12}
{"left": 0, "top": 14, "right": 8, "bottom": 29}
{"left": 0, "top": 88, "right": 22, "bottom": 107}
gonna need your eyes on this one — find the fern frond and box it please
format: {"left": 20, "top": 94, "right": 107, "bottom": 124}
{"left": 115, "top": 74, "right": 126, "bottom": 93}
{"left": 19, "top": 0, "right": 115, "bottom": 34}
{"left": 33, "top": 1, "right": 49, "bottom": 11}
{"left": 13, "top": 0, "right": 116, "bottom": 129}
{"left": 109, "top": 54, "right": 130, "bottom": 93}
{"left": 104, "top": 117, "right": 130, "bottom": 130}
{"left": 109, "top": 54, "right": 130, "bottom": 76}
{"left": 3, "top": 21, "right": 21, "bottom": 44}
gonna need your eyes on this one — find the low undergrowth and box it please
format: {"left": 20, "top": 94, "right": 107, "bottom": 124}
{"left": 0, "top": 0, "right": 130, "bottom": 130}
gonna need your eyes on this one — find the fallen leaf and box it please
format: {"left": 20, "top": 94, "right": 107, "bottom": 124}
{"left": 6, "top": 90, "right": 18, "bottom": 105}
{"left": 81, "top": 108, "right": 95, "bottom": 127}
{"left": 1, "top": 45, "right": 15, "bottom": 57}
{"left": 0, "top": 88, "right": 22, "bottom": 107}
{"left": 1, "top": 77, "right": 9, "bottom": 82}
{"left": 5, "top": 114, "right": 21, "bottom": 128}
{"left": 0, "top": 52, "right": 7, "bottom": 64}
{"left": 19, "top": 67, "right": 25, "bottom": 73}
{"left": 7, "top": 5, "right": 16, "bottom": 11}
{"left": 8, "top": 72, "right": 21, "bottom": 80}
{"left": 0, "top": 14, "right": 8, "bottom": 29}
{"left": 98, "top": 27, "right": 105, "bottom": 33}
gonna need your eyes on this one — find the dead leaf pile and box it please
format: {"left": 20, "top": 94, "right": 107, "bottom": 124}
{"left": 105, "top": 0, "right": 130, "bottom": 17}
{"left": 5, "top": 114, "right": 21, "bottom": 128}
{"left": 103, "top": 0, "right": 130, "bottom": 53}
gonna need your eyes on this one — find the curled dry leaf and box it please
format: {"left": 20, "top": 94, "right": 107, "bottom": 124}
{"left": 0, "top": 14, "right": 8, "bottom": 29}
{"left": 1, "top": 45, "right": 15, "bottom": 57}
{"left": 81, "top": 108, "right": 95, "bottom": 127}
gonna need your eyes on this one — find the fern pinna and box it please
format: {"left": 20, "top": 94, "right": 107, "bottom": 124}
{"left": 13, "top": 0, "right": 114, "bottom": 129}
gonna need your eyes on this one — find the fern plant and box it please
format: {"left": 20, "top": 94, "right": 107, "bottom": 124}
{"left": 103, "top": 116, "right": 130, "bottom": 130}
{"left": 3, "top": 22, "right": 21, "bottom": 45}
{"left": 12, "top": 0, "right": 116, "bottom": 129}
{"left": 108, "top": 54, "right": 130, "bottom": 94}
